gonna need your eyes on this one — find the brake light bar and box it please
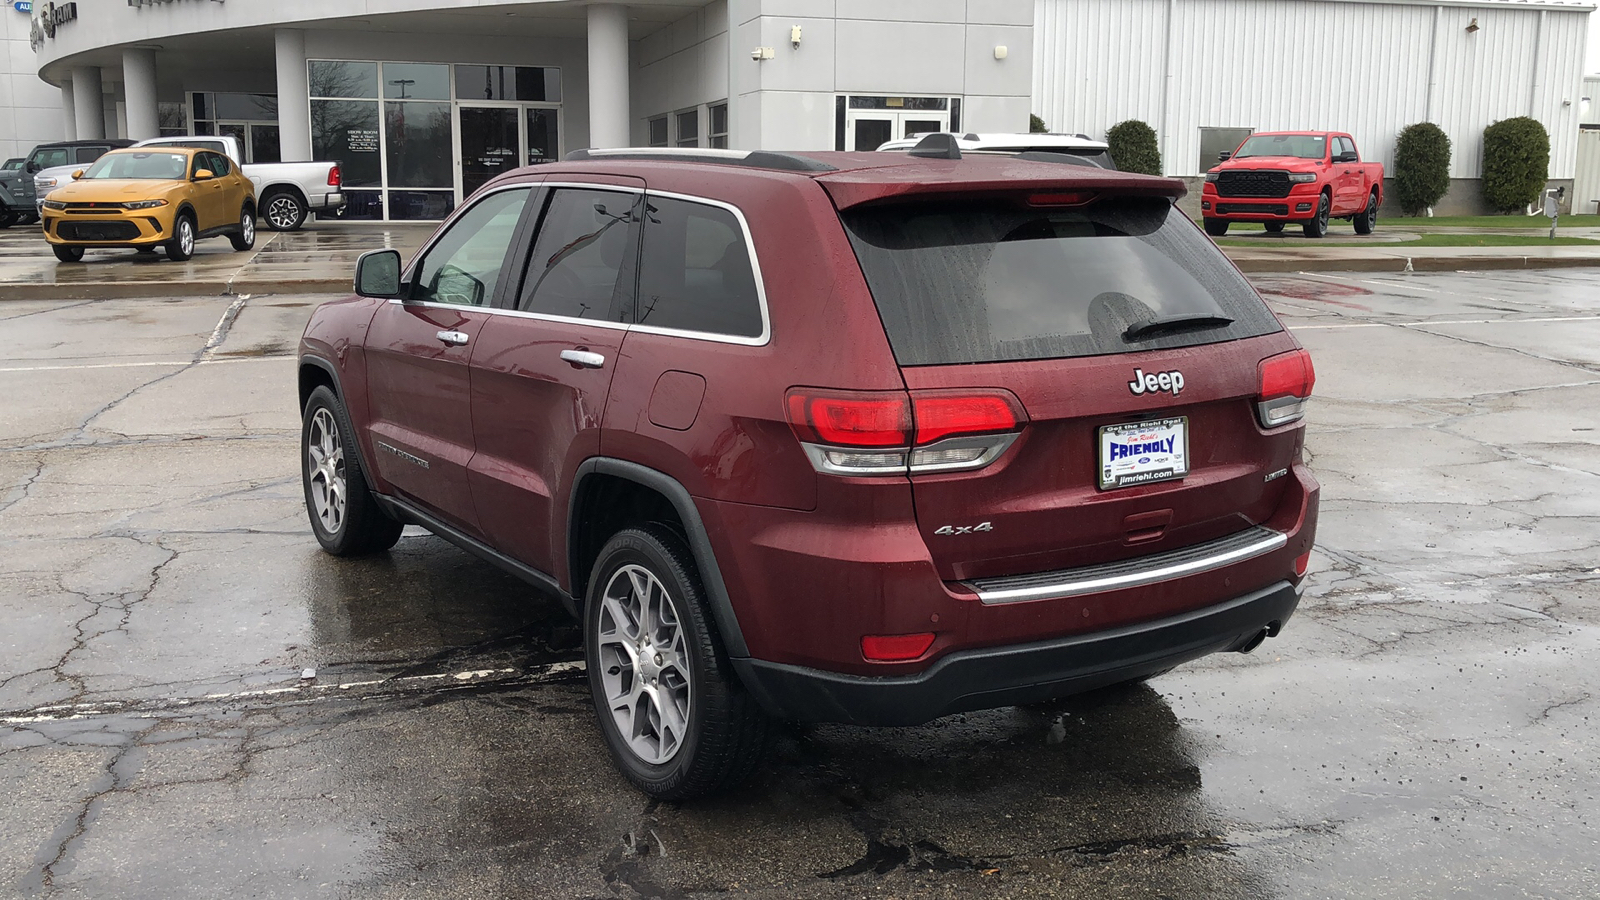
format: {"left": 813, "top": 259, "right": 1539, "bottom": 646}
{"left": 786, "top": 388, "right": 1026, "bottom": 475}
{"left": 1027, "top": 191, "right": 1096, "bottom": 207}
{"left": 1257, "top": 349, "right": 1316, "bottom": 428}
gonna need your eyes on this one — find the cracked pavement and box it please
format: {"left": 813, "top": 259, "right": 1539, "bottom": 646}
{"left": 3, "top": 272, "right": 1599, "bottom": 898}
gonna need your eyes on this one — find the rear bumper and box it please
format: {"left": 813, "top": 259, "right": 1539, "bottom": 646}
{"left": 734, "top": 579, "right": 1301, "bottom": 725}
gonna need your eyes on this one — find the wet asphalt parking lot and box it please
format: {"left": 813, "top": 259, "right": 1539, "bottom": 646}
{"left": 2, "top": 269, "right": 1598, "bottom": 899}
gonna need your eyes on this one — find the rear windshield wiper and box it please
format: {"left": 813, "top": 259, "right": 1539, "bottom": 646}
{"left": 1123, "top": 314, "right": 1235, "bottom": 342}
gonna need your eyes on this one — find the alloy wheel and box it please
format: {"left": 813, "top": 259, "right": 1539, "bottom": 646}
{"left": 178, "top": 219, "right": 195, "bottom": 256}
{"left": 242, "top": 211, "right": 255, "bottom": 244}
{"left": 267, "top": 196, "right": 299, "bottom": 230}
{"left": 306, "top": 407, "right": 347, "bottom": 534}
{"left": 596, "top": 563, "right": 693, "bottom": 765}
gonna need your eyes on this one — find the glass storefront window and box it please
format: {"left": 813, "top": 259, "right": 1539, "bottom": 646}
{"left": 676, "top": 110, "right": 699, "bottom": 148}
{"left": 383, "top": 63, "right": 450, "bottom": 101}
{"left": 385, "top": 100, "right": 452, "bottom": 188}
{"left": 389, "top": 191, "right": 456, "bottom": 221}
{"left": 215, "top": 93, "right": 278, "bottom": 120}
{"left": 311, "top": 99, "right": 382, "bottom": 187}
{"left": 454, "top": 65, "right": 561, "bottom": 102}
{"left": 309, "top": 61, "right": 378, "bottom": 99}
{"left": 329, "top": 190, "right": 385, "bottom": 221}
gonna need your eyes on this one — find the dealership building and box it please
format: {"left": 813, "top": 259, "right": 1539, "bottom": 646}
{"left": 5, "top": 0, "right": 1593, "bottom": 218}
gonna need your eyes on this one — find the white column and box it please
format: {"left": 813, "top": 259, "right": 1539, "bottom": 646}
{"left": 61, "top": 80, "right": 78, "bottom": 141}
{"left": 275, "top": 28, "right": 312, "bottom": 162}
{"left": 587, "top": 3, "right": 631, "bottom": 149}
{"left": 71, "top": 66, "right": 104, "bottom": 140}
{"left": 123, "top": 48, "right": 159, "bottom": 141}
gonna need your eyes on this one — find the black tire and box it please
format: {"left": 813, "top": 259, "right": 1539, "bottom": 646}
{"left": 52, "top": 244, "right": 84, "bottom": 262}
{"left": 585, "top": 526, "right": 771, "bottom": 800}
{"left": 166, "top": 213, "right": 196, "bottom": 261}
{"left": 300, "top": 385, "right": 404, "bottom": 556}
{"left": 262, "top": 190, "right": 307, "bottom": 231}
{"left": 1264, "top": 222, "right": 1285, "bottom": 234}
{"left": 0, "top": 208, "right": 17, "bottom": 229}
{"left": 228, "top": 204, "right": 257, "bottom": 252}
{"left": 1354, "top": 190, "right": 1378, "bottom": 235}
{"left": 1203, "top": 218, "right": 1229, "bottom": 237}
{"left": 1302, "top": 193, "right": 1331, "bottom": 239}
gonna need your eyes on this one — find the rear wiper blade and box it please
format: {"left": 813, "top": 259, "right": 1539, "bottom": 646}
{"left": 1123, "top": 314, "right": 1235, "bottom": 341}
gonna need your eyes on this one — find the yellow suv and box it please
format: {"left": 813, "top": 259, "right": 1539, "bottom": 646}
{"left": 41, "top": 147, "right": 256, "bottom": 263}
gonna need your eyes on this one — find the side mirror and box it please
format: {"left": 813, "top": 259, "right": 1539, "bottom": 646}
{"left": 354, "top": 249, "right": 404, "bottom": 299}
{"left": 25, "top": 161, "right": 39, "bottom": 173}
{"left": 193, "top": 169, "right": 215, "bottom": 181}
{"left": 1217, "top": 151, "right": 1232, "bottom": 162}
{"left": 71, "top": 169, "right": 85, "bottom": 181}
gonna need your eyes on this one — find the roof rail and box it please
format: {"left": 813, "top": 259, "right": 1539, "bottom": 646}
{"left": 908, "top": 133, "right": 961, "bottom": 160}
{"left": 564, "top": 147, "right": 835, "bottom": 172}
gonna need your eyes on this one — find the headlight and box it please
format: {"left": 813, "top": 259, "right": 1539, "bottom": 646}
{"left": 42, "top": 200, "right": 68, "bottom": 210}
{"left": 121, "top": 199, "right": 169, "bottom": 210}
{"left": 1204, "top": 172, "right": 1219, "bottom": 183}
{"left": 36, "top": 177, "right": 58, "bottom": 188}
{"left": 1287, "top": 173, "right": 1317, "bottom": 183}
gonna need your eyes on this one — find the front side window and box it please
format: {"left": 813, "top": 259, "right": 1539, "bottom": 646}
{"left": 412, "top": 188, "right": 531, "bottom": 306}
{"left": 517, "top": 188, "right": 641, "bottom": 321}
{"left": 637, "top": 195, "right": 763, "bottom": 338}
{"left": 32, "top": 148, "right": 70, "bottom": 169}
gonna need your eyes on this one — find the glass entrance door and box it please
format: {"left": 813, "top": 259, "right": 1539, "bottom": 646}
{"left": 526, "top": 107, "right": 560, "bottom": 166}
{"left": 459, "top": 106, "right": 520, "bottom": 198}
{"left": 216, "top": 121, "right": 282, "bottom": 163}
{"left": 844, "top": 109, "right": 950, "bottom": 151}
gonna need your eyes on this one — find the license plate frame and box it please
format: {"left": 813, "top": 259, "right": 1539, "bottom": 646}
{"left": 1098, "top": 417, "right": 1189, "bottom": 490}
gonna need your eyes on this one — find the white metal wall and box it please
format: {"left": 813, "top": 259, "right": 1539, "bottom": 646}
{"left": 1034, "top": 0, "right": 1592, "bottom": 178}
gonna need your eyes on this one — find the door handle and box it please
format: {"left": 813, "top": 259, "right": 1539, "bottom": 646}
{"left": 436, "top": 330, "right": 469, "bottom": 346}
{"left": 560, "top": 349, "right": 606, "bottom": 369}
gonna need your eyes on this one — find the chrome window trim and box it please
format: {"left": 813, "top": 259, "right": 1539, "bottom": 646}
{"left": 969, "top": 528, "right": 1289, "bottom": 604}
{"left": 390, "top": 181, "right": 773, "bottom": 348}
{"left": 798, "top": 433, "right": 1018, "bottom": 476}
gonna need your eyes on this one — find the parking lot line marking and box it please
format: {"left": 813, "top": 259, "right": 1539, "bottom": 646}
{"left": 0, "top": 357, "right": 291, "bottom": 373}
{"left": 1292, "top": 315, "right": 1600, "bottom": 331}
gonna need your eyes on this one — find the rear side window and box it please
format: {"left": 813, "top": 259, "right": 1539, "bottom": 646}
{"left": 518, "top": 188, "right": 641, "bottom": 321}
{"left": 74, "top": 147, "right": 106, "bottom": 164}
{"left": 841, "top": 197, "right": 1281, "bottom": 366}
{"left": 635, "top": 195, "right": 763, "bottom": 339}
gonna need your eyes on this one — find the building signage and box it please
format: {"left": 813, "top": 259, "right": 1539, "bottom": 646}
{"left": 128, "top": 0, "right": 225, "bottom": 6}
{"left": 13, "top": 2, "right": 33, "bottom": 14}
{"left": 28, "top": 1, "right": 76, "bottom": 51}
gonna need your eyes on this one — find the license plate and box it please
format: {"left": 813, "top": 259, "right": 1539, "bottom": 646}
{"left": 1098, "top": 417, "right": 1189, "bottom": 490}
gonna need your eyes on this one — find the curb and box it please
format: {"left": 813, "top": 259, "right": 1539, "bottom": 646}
{"left": 0, "top": 278, "right": 348, "bottom": 300}
{"left": 2, "top": 257, "right": 1598, "bottom": 300}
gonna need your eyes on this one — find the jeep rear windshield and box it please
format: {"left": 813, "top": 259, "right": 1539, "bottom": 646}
{"left": 841, "top": 196, "right": 1281, "bottom": 366}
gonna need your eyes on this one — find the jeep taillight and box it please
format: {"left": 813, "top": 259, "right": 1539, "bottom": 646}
{"left": 327, "top": 165, "right": 342, "bottom": 187}
{"left": 786, "top": 388, "right": 1025, "bottom": 475}
{"left": 1257, "top": 349, "right": 1315, "bottom": 428}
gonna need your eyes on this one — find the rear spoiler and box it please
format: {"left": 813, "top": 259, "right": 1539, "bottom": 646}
{"left": 818, "top": 161, "right": 1187, "bottom": 210}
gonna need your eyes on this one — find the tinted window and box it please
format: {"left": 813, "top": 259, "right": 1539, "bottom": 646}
{"left": 637, "top": 196, "right": 763, "bottom": 338}
{"left": 413, "top": 188, "right": 531, "bottom": 306}
{"left": 1337, "top": 137, "right": 1357, "bottom": 159}
{"left": 842, "top": 197, "right": 1281, "bottom": 366}
{"left": 517, "top": 189, "right": 640, "bottom": 321}
{"left": 207, "top": 152, "right": 231, "bottom": 176}
{"left": 74, "top": 147, "right": 108, "bottom": 164}
{"left": 32, "top": 148, "right": 70, "bottom": 169}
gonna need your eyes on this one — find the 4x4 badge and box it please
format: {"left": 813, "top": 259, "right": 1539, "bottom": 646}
{"left": 934, "top": 522, "right": 993, "bottom": 536}
{"left": 1129, "top": 368, "right": 1185, "bottom": 396}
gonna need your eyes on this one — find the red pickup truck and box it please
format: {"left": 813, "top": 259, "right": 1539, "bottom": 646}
{"left": 1200, "top": 131, "right": 1383, "bottom": 239}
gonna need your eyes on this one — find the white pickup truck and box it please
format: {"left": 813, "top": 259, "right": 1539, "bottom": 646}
{"left": 132, "top": 135, "right": 343, "bottom": 231}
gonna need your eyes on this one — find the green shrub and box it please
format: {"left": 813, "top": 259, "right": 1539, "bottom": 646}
{"left": 1393, "top": 122, "right": 1452, "bottom": 216}
{"left": 1105, "top": 120, "right": 1161, "bottom": 176}
{"left": 1030, "top": 114, "right": 1048, "bottom": 134}
{"left": 1481, "top": 117, "right": 1549, "bottom": 213}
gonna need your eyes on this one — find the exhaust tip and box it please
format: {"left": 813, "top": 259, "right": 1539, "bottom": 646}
{"left": 1234, "top": 627, "right": 1271, "bottom": 654}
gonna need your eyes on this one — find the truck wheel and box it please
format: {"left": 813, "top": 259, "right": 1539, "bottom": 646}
{"left": 1264, "top": 222, "right": 1285, "bottom": 234}
{"left": 301, "top": 386, "right": 404, "bottom": 556}
{"left": 165, "top": 214, "right": 197, "bottom": 261}
{"left": 585, "top": 525, "right": 771, "bottom": 800}
{"left": 228, "top": 204, "right": 257, "bottom": 252}
{"left": 1302, "top": 194, "right": 1331, "bottom": 239}
{"left": 0, "top": 208, "right": 17, "bottom": 229}
{"left": 52, "top": 244, "right": 84, "bottom": 263}
{"left": 262, "top": 190, "right": 307, "bottom": 231}
{"left": 1203, "top": 218, "right": 1229, "bottom": 237}
{"left": 1354, "top": 190, "right": 1378, "bottom": 235}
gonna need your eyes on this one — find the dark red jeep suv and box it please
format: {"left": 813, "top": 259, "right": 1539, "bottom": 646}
{"left": 297, "top": 141, "right": 1318, "bottom": 800}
